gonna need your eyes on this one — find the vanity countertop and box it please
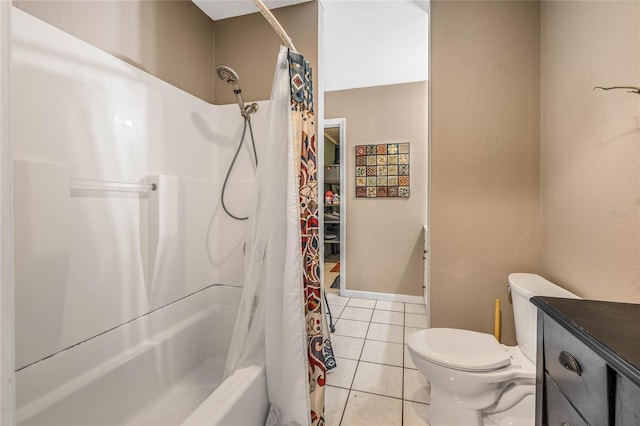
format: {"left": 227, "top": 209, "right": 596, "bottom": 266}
{"left": 531, "top": 296, "right": 640, "bottom": 387}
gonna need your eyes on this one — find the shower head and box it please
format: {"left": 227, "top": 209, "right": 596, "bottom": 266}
{"left": 215, "top": 65, "right": 240, "bottom": 86}
{"left": 215, "top": 65, "right": 258, "bottom": 119}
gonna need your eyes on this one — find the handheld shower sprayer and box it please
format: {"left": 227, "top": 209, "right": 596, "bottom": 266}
{"left": 214, "top": 64, "right": 259, "bottom": 222}
{"left": 215, "top": 65, "right": 258, "bottom": 119}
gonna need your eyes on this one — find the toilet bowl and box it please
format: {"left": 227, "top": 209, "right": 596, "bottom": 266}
{"left": 408, "top": 329, "right": 535, "bottom": 425}
{"left": 407, "top": 273, "right": 580, "bottom": 426}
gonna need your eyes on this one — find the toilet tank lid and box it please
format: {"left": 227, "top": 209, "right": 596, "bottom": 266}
{"left": 508, "top": 273, "right": 579, "bottom": 299}
{"left": 407, "top": 328, "right": 511, "bottom": 372}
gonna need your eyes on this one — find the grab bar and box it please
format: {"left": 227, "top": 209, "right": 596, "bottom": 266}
{"left": 70, "top": 178, "right": 157, "bottom": 194}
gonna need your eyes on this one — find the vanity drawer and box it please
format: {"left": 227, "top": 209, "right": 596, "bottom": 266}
{"left": 615, "top": 375, "right": 640, "bottom": 425}
{"left": 544, "top": 317, "right": 608, "bottom": 424}
{"left": 546, "top": 374, "right": 588, "bottom": 426}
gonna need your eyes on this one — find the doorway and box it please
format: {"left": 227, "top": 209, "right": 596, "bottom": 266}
{"left": 322, "top": 118, "right": 346, "bottom": 295}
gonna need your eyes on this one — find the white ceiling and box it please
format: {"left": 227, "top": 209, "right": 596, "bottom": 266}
{"left": 192, "top": 0, "right": 312, "bottom": 21}
{"left": 323, "top": 0, "right": 429, "bottom": 92}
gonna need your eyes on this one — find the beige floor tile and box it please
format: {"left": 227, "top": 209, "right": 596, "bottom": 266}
{"left": 360, "top": 340, "right": 404, "bottom": 367}
{"left": 403, "top": 400, "right": 430, "bottom": 426}
{"left": 325, "top": 385, "right": 349, "bottom": 426}
{"left": 327, "top": 357, "right": 358, "bottom": 389}
{"left": 330, "top": 335, "right": 365, "bottom": 360}
{"left": 375, "top": 300, "right": 405, "bottom": 312}
{"left": 327, "top": 293, "right": 350, "bottom": 307}
{"left": 371, "top": 309, "right": 404, "bottom": 326}
{"left": 404, "top": 326, "right": 424, "bottom": 342}
{"left": 341, "top": 391, "right": 402, "bottom": 426}
{"left": 352, "top": 361, "right": 403, "bottom": 398}
{"left": 330, "top": 304, "right": 345, "bottom": 319}
{"left": 405, "top": 303, "right": 427, "bottom": 315}
{"left": 405, "top": 313, "right": 428, "bottom": 328}
{"left": 334, "top": 318, "right": 369, "bottom": 339}
{"left": 340, "top": 306, "right": 374, "bottom": 322}
{"left": 404, "top": 345, "right": 417, "bottom": 370}
{"left": 367, "top": 323, "right": 404, "bottom": 343}
{"left": 347, "top": 298, "right": 377, "bottom": 309}
{"left": 403, "top": 368, "right": 431, "bottom": 404}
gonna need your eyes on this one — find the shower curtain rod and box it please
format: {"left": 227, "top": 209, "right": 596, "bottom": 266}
{"left": 250, "top": 0, "right": 298, "bottom": 52}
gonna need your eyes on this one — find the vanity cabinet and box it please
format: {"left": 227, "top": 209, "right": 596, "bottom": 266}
{"left": 531, "top": 297, "right": 640, "bottom": 426}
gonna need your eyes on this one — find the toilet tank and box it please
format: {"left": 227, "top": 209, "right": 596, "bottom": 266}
{"left": 509, "top": 273, "right": 579, "bottom": 363}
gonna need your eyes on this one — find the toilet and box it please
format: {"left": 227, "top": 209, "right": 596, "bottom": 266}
{"left": 407, "top": 273, "right": 579, "bottom": 426}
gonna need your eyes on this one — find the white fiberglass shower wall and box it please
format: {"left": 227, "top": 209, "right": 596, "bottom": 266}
{"left": 0, "top": 2, "right": 15, "bottom": 424}
{"left": 11, "top": 9, "right": 266, "bottom": 424}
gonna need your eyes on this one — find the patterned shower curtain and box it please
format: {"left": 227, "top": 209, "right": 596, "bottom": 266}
{"left": 224, "top": 46, "right": 335, "bottom": 426}
{"left": 288, "top": 49, "right": 336, "bottom": 425}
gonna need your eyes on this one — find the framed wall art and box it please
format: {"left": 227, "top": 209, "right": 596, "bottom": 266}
{"left": 355, "top": 142, "right": 409, "bottom": 198}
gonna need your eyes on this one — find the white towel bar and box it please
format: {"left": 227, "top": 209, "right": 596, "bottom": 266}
{"left": 70, "top": 178, "right": 157, "bottom": 194}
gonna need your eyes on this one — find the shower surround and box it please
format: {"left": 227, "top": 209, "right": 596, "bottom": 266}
{"left": 12, "top": 8, "right": 267, "bottom": 424}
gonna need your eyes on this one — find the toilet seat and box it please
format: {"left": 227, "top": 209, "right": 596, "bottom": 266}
{"left": 407, "top": 328, "right": 511, "bottom": 372}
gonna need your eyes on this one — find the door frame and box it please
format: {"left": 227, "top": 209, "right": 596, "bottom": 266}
{"left": 323, "top": 118, "right": 346, "bottom": 295}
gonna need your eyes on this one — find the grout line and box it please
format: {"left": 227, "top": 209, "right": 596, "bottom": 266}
{"left": 327, "top": 384, "right": 352, "bottom": 391}
{"left": 351, "top": 321, "right": 371, "bottom": 388}
{"left": 371, "top": 320, "right": 404, "bottom": 326}
{"left": 362, "top": 336, "right": 404, "bottom": 344}
{"left": 344, "top": 388, "right": 406, "bottom": 402}
{"left": 336, "top": 297, "right": 434, "bottom": 425}
{"left": 337, "top": 390, "right": 350, "bottom": 426}
{"left": 338, "top": 315, "right": 372, "bottom": 426}
{"left": 404, "top": 395, "right": 431, "bottom": 405}
{"left": 373, "top": 307, "right": 405, "bottom": 313}
{"left": 333, "top": 317, "right": 373, "bottom": 323}
{"left": 357, "top": 359, "right": 404, "bottom": 369}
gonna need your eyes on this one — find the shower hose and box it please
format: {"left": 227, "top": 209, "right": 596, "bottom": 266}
{"left": 221, "top": 116, "right": 258, "bottom": 221}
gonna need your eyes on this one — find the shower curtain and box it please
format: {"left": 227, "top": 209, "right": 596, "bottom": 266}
{"left": 224, "top": 46, "right": 335, "bottom": 426}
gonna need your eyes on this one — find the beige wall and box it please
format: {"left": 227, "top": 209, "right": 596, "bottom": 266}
{"left": 214, "top": 1, "right": 318, "bottom": 105}
{"left": 13, "top": 0, "right": 215, "bottom": 102}
{"left": 12, "top": 0, "right": 319, "bottom": 105}
{"left": 326, "top": 82, "right": 428, "bottom": 296}
{"left": 540, "top": 1, "right": 640, "bottom": 302}
{"left": 430, "top": 1, "right": 541, "bottom": 344}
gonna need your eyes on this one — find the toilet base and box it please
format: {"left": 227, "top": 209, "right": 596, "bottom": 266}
{"left": 483, "top": 394, "right": 534, "bottom": 426}
{"left": 428, "top": 388, "right": 483, "bottom": 426}
{"left": 427, "top": 389, "right": 534, "bottom": 426}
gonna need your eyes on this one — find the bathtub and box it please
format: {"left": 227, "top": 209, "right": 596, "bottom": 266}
{"left": 16, "top": 285, "right": 268, "bottom": 426}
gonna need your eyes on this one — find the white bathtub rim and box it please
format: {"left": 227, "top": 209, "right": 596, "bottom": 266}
{"left": 181, "top": 362, "right": 267, "bottom": 426}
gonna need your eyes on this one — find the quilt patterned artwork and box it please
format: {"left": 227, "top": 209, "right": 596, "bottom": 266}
{"left": 355, "top": 142, "right": 410, "bottom": 198}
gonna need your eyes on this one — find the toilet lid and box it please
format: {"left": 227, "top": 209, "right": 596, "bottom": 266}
{"left": 407, "top": 328, "right": 511, "bottom": 372}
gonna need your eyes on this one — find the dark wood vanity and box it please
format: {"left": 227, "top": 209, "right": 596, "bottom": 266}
{"left": 531, "top": 297, "right": 640, "bottom": 425}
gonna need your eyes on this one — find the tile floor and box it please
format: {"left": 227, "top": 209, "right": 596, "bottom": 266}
{"left": 325, "top": 292, "right": 431, "bottom": 426}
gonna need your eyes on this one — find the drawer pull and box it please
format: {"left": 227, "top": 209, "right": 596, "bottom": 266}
{"left": 559, "top": 351, "right": 582, "bottom": 376}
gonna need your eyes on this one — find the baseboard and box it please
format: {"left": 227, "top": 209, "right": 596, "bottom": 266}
{"left": 340, "top": 289, "right": 425, "bottom": 305}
